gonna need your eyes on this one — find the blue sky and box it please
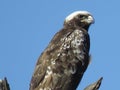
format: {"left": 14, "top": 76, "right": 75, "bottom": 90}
{"left": 0, "top": 0, "right": 120, "bottom": 90}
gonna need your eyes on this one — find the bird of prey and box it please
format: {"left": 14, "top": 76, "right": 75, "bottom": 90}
{"left": 30, "top": 11, "right": 94, "bottom": 90}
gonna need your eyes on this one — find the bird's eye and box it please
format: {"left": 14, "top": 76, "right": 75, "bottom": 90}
{"left": 79, "top": 15, "right": 88, "bottom": 19}
{"left": 78, "top": 15, "right": 85, "bottom": 19}
{"left": 80, "top": 15, "right": 84, "bottom": 18}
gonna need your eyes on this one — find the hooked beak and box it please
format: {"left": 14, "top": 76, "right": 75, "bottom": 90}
{"left": 87, "top": 15, "right": 95, "bottom": 24}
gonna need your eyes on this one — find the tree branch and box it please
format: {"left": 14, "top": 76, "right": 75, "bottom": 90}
{"left": 0, "top": 77, "right": 10, "bottom": 90}
{"left": 84, "top": 77, "right": 103, "bottom": 90}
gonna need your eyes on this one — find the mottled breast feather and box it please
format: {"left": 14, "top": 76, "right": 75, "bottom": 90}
{"left": 30, "top": 27, "right": 90, "bottom": 90}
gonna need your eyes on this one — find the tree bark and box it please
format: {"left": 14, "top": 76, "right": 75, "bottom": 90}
{"left": 84, "top": 77, "right": 103, "bottom": 90}
{"left": 0, "top": 77, "right": 10, "bottom": 90}
{"left": 0, "top": 77, "right": 103, "bottom": 90}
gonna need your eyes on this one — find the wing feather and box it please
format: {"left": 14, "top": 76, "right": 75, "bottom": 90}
{"left": 30, "top": 28, "right": 90, "bottom": 90}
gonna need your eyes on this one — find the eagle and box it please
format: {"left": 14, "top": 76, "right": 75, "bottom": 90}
{"left": 30, "top": 11, "right": 94, "bottom": 90}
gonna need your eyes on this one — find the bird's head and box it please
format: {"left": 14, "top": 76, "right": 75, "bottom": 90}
{"left": 64, "top": 11, "right": 94, "bottom": 30}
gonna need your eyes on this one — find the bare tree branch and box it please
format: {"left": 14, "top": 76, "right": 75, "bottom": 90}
{"left": 84, "top": 77, "right": 103, "bottom": 90}
{"left": 0, "top": 77, "right": 10, "bottom": 90}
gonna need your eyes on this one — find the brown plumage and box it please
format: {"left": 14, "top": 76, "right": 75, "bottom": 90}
{"left": 30, "top": 11, "right": 94, "bottom": 90}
